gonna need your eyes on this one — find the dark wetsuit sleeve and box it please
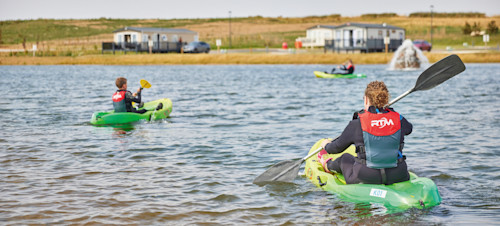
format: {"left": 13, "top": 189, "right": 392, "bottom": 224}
{"left": 125, "top": 91, "right": 141, "bottom": 104}
{"left": 324, "top": 120, "right": 360, "bottom": 154}
{"left": 401, "top": 117, "right": 412, "bottom": 136}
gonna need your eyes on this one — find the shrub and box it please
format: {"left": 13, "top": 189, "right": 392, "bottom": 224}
{"left": 361, "top": 13, "right": 398, "bottom": 18}
{"left": 409, "top": 12, "right": 486, "bottom": 18}
{"left": 487, "top": 20, "right": 498, "bottom": 34}
{"left": 472, "top": 22, "right": 481, "bottom": 32}
{"left": 463, "top": 22, "right": 472, "bottom": 34}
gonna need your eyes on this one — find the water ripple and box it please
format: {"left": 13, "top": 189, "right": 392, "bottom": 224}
{"left": 0, "top": 64, "right": 499, "bottom": 224}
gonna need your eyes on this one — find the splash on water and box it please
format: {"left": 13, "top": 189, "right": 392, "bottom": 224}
{"left": 150, "top": 109, "right": 157, "bottom": 122}
{"left": 388, "top": 39, "right": 429, "bottom": 70}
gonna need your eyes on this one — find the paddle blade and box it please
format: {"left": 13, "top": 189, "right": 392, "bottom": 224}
{"left": 140, "top": 79, "right": 151, "bottom": 89}
{"left": 413, "top": 54, "right": 465, "bottom": 91}
{"left": 253, "top": 159, "right": 302, "bottom": 184}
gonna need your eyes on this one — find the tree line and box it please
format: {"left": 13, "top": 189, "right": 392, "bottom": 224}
{"left": 463, "top": 21, "right": 499, "bottom": 35}
{"left": 410, "top": 12, "right": 486, "bottom": 18}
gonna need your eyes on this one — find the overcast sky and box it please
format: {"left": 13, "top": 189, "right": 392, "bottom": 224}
{"left": 0, "top": 0, "right": 499, "bottom": 20}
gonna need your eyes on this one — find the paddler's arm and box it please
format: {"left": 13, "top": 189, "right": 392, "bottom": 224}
{"left": 321, "top": 120, "right": 358, "bottom": 154}
{"left": 401, "top": 116, "right": 413, "bottom": 136}
{"left": 126, "top": 89, "right": 142, "bottom": 103}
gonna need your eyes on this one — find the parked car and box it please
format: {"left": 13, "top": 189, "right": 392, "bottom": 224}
{"left": 183, "top": 41, "right": 210, "bottom": 53}
{"left": 413, "top": 40, "right": 432, "bottom": 51}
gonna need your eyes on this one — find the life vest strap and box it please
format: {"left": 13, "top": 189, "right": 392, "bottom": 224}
{"left": 380, "top": 168, "right": 387, "bottom": 185}
{"left": 354, "top": 152, "right": 406, "bottom": 165}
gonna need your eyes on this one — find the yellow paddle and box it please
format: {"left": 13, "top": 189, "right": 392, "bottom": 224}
{"left": 140, "top": 79, "right": 151, "bottom": 90}
{"left": 133, "top": 79, "right": 151, "bottom": 108}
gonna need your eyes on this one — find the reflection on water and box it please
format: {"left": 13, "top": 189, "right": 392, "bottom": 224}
{"left": 0, "top": 64, "right": 499, "bottom": 224}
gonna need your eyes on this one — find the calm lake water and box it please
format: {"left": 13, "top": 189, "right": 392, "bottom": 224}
{"left": 1, "top": 63, "right": 499, "bottom": 225}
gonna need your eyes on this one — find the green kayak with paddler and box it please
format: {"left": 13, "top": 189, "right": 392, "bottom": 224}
{"left": 90, "top": 78, "right": 172, "bottom": 126}
{"left": 255, "top": 55, "right": 466, "bottom": 210}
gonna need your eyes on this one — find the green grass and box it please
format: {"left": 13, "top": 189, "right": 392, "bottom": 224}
{"left": 204, "top": 30, "right": 305, "bottom": 49}
{"left": 1, "top": 19, "right": 101, "bottom": 43}
{"left": 0, "top": 18, "right": 216, "bottom": 44}
{"left": 404, "top": 24, "right": 499, "bottom": 47}
{"left": 1, "top": 16, "right": 499, "bottom": 50}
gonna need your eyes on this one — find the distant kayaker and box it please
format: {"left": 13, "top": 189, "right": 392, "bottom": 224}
{"left": 331, "top": 59, "right": 355, "bottom": 74}
{"left": 318, "top": 81, "right": 412, "bottom": 185}
{"left": 112, "top": 77, "right": 161, "bottom": 114}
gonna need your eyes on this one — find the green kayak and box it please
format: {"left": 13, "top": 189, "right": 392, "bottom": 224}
{"left": 314, "top": 71, "right": 366, "bottom": 79}
{"left": 90, "top": 98, "right": 172, "bottom": 125}
{"left": 304, "top": 139, "right": 441, "bottom": 210}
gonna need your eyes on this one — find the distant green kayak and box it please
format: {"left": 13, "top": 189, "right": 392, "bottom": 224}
{"left": 314, "top": 71, "right": 366, "bottom": 79}
{"left": 90, "top": 98, "right": 172, "bottom": 125}
{"left": 304, "top": 139, "right": 441, "bottom": 210}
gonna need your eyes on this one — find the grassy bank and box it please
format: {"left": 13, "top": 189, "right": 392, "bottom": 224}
{"left": 1, "top": 52, "right": 499, "bottom": 65}
{"left": 1, "top": 15, "right": 499, "bottom": 53}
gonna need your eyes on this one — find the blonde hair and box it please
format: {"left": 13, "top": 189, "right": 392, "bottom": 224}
{"left": 115, "top": 77, "right": 127, "bottom": 89}
{"left": 364, "top": 81, "right": 390, "bottom": 108}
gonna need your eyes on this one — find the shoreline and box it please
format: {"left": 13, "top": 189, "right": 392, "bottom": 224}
{"left": 1, "top": 52, "right": 499, "bottom": 65}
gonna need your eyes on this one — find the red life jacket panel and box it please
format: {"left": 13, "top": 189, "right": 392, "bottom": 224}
{"left": 112, "top": 90, "right": 127, "bottom": 112}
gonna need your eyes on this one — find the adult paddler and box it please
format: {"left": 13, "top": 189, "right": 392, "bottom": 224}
{"left": 318, "top": 81, "right": 412, "bottom": 185}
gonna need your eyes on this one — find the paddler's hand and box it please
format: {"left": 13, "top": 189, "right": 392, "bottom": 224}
{"left": 320, "top": 139, "right": 331, "bottom": 150}
{"left": 132, "top": 88, "right": 141, "bottom": 97}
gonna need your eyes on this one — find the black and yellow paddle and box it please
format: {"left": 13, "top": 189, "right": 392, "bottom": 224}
{"left": 253, "top": 54, "right": 466, "bottom": 184}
